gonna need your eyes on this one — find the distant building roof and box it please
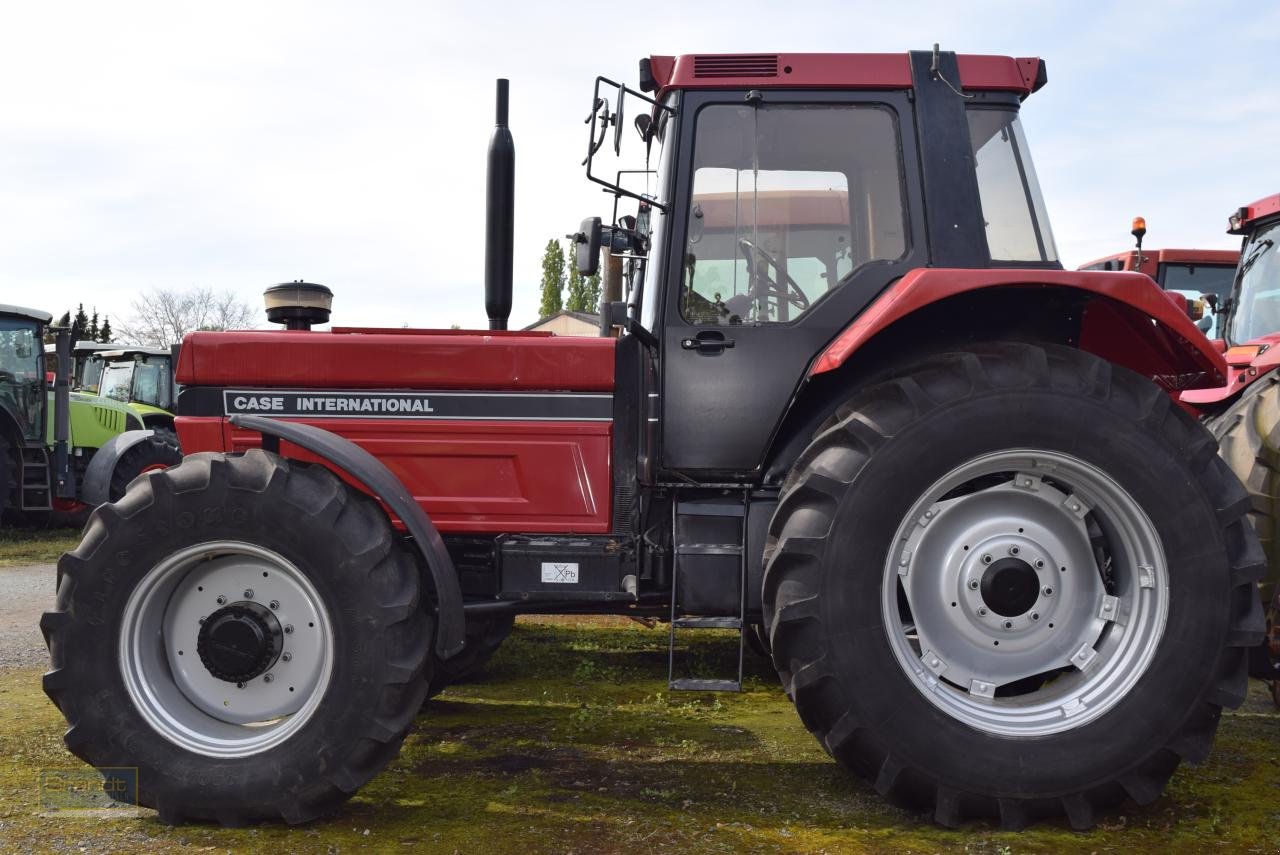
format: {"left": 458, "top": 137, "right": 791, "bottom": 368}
{"left": 523, "top": 310, "right": 600, "bottom": 332}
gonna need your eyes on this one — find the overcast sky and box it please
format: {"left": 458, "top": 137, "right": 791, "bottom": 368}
{"left": 1, "top": 1, "right": 1276, "bottom": 332}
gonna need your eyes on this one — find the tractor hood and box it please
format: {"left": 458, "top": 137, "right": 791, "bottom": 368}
{"left": 175, "top": 328, "right": 616, "bottom": 392}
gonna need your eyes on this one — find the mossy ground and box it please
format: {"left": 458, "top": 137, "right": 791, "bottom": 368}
{"left": 0, "top": 526, "right": 80, "bottom": 568}
{"left": 2, "top": 616, "right": 1278, "bottom": 853}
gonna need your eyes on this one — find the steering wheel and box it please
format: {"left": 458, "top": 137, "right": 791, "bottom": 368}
{"left": 737, "top": 237, "right": 810, "bottom": 316}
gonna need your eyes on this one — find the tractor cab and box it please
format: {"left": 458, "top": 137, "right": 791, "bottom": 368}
{"left": 1223, "top": 195, "right": 1280, "bottom": 347}
{"left": 1078, "top": 219, "right": 1238, "bottom": 338}
{"left": 0, "top": 305, "right": 51, "bottom": 447}
{"left": 92, "top": 346, "right": 180, "bottom": 442}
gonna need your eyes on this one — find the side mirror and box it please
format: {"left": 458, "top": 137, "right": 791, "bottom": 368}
{"left": 569, "top": 217, "right": 602, "bottom": 276}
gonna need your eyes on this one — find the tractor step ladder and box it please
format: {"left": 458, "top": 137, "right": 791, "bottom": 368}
{"left": 668, "top": 499, "right": 747, "bottom": 692}
{"left": 20, "top": 447, "right": 51, "bottom": 511}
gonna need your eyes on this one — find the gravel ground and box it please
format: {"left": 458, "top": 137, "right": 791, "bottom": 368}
{"left": 0, "top": 563, "right": 54, "bottom": 671}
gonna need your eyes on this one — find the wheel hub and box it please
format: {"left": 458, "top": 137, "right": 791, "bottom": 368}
{"left": 197, "top": 601, "right": 283, "bottom": 683}
{"left": 980, "top": 557, "right": 1040, "bottom": 617}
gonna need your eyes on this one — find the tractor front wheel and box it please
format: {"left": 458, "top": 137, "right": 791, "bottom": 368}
{"left": 763, "top": 343, "right": 1263, "bottom": 829}
{"left": 42, "top": 449, "right": 432, "bottom": 824}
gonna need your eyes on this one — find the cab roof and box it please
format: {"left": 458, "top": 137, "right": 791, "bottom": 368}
{"left": 646, "top": 51, "right": 1046, "bottom": 98}
{"left": 1229, "top": 194, "right": 1280, "bottom": 234}
{"left": 0, "top": 304, "right": 52, "bottom": 325}
{"left": 98, "top": 346, "right": 172, "bottom": 359}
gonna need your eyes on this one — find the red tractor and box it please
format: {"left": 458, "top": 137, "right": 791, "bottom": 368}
{"left": 1078, "top": 219, "right": 1239, "bottom": 338}
{"left": 43, "top": 50, "right": 1264, "bottom": 830}
{"left": 1181, "top": 194, "right": 1280, "bottom": 704}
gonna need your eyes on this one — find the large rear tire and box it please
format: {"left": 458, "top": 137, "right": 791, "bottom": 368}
{"left": 42, "top": 449, "right": 432, "bottom": 824}
{"left": 763, "top": 343, "right": 1264, "bottom": 829}
{"left": 108, "top": 432, "right": 183, "bottom": 501}
{"left": 1207, "top": 371, "right": 1280, "bottom": 606}
{"left": 426, "top": 612, "right": 514, "bottom": 699}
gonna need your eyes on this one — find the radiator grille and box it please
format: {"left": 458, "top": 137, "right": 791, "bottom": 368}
{"left": 693, "top": 54, "right": 779, "bottom": 79}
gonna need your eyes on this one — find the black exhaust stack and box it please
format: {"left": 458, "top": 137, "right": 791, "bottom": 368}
{"left": 53, "top": 326, "right": 74, "bottom": 499}
{"left": 485, "top": 79, "right": 515, "bottom": 330}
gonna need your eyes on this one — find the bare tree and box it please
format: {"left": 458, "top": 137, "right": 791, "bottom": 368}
{"left": 119, "top": 286, "right": 257, "bottom": 345}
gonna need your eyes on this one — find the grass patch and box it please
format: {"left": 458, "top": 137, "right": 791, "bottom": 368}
{"left": 0, "top": 525, "right": 80, "bottom": 567}
{"left": 2, "top": 616, "right": 1278, "bottom": 853}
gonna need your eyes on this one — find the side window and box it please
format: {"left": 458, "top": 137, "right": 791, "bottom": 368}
{"left": 967, "top": 109, "right": 1058, "bottom": 263}
{"left": 681, "top": 104, "right": 906, "bottom": 325}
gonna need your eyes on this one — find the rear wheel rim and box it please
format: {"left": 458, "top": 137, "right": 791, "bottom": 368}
{"left": 119, "top": 541, "right": 334, "bottom": 758}
{"left": 881, "top": 449, "right": 1168, "bottom": 737}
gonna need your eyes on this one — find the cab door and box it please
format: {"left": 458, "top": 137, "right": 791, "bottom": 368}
{"left": 658, "top": 90, "right": 926, "bottom": 474}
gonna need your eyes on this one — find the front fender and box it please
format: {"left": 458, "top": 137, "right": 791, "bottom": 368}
{"left": 82, "top": 429, "right": 155, "bottom": 507}
{"left": 809, "top": 268, "right": 1227, "bottom": 391}
{"left": 228, "top": 414, "right": 465, "bottom": 659}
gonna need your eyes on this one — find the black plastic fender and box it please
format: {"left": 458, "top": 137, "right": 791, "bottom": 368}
{"left": 82, "top": 429, "right": 156, "bottom": 507}
{"left": 229, "top": 413, "right": 465, "bottom": 659}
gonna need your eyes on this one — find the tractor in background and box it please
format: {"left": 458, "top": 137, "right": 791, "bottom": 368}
{"left": 1180, "top": 193, "right": 1280, "bottom": 705}
{"left": 1078, "top": 217, "right": 1238, "bottom": 338}
{"left": 43, "top": 50, "right": 1265, "bottom": 830}
{"left": 91, "top": 345, "right": 180, "bottom": 446}
{"left": 1, "top": 306, "right": 180, "bottom": 525}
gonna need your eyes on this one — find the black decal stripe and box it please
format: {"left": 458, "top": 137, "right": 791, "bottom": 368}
{"left": 193, "top": 389, "right": 613, "bottom": 421}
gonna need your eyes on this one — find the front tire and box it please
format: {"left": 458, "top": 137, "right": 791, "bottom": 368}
{"left": 42, "top": 450, "right": 432, "bottom": 824}
{"left": 763, "top": 343, "right": 1264, "bottom": 829}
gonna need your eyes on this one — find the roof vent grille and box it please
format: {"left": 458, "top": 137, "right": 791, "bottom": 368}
{"left": 693, "top": 54, "right": 779, "bottom": 79}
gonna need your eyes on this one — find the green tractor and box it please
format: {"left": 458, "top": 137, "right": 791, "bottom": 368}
{"left": 92, "top": 346, "right": 179, "bottom": 446}
{"left": 1, "top": 305, "right": 181, "bottom": 524}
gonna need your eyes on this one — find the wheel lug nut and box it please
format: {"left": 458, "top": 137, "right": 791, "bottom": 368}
{"left": 215, "top": 595, "right": 226, "bottom": 605}
{"left": 1032, "top": 612, "right": 1040, "bottom": 620}
{"left": 269, "top": 600, "right": 280, "bottom": 610}
{"left": 968, "top": 579, "right": 979, "bottom": 590}
{"left": 236, "top": 682, "right": 245, "bottom": 689}
{"left": 1042, "top": 586, "right": 1053, "bottom": 596}
{"left": 284, "top": 624, "right": 294, "bottom": 634}
{"left": 1035, "top": 560, "right": 1045, "bottom": 569}
{"left": 281, "top": 652, "right": 292, "bottom": 662}
{"left": 982, "top": 554, "right": 993, "bottom": 565}
{"left": 263, "top": 673, "right": 274, "bottom": 683}
{"left": 1008, "top": 545, "right": 1020, "bottom": 556}
{"left": 198, "top": 616, "right": 206, "bottom": 625}
{"left": 243, "top": 589, "right": 254, "bottom": 599}
{"left": 977, "top": 606, "right": 988, "bottom": 616}
{"left": 1003, "top": 620, "right": 1014, "bottom": 630}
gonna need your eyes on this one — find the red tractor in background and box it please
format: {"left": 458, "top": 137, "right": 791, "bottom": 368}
{"left": 1078, "top": 219, "right": 1238, "bottom": 338}
{"left": 1180, "top": 194, "right": 1280, "bottom": 705}
{"left": 43, "top": 50, "right": 1265, "bottom": 830}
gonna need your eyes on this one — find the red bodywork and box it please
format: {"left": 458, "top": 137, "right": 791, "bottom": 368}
{"left": 647, "top": 53, "right": 1045, "bottom": 98}
{"left": 176, "top": 329, "right": 617, "bottom": 534}
{"left": 810, "top": 268, "right": 1228, "bottom": 397}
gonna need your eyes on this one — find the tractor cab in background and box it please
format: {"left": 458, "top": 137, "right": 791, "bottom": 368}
{"left": 1078, "top": 218, "right": 1238, "bottom": 338}
{"left": 90, "top": 345, "right": 180, "bottom": 445}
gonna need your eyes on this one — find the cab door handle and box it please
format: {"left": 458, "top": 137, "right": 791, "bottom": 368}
{"left": 681, "top": 330, "right": 735, "bottom": 354}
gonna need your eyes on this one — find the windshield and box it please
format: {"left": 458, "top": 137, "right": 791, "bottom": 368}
{"left": 1159, "top": 263, "right": 1236, "bottom": 338}
{"left": 1227, "top": 220, "right": 1280, "bottom": 344}
{"left": 100, "top": 362, "right": 134, "bottom": 403}
{"left": 0, "top": 318, "right": 44, "bottom": 442}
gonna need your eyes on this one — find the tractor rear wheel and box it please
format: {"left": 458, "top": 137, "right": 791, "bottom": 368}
{"left": 108, "top": 432, "right": 182, "bottom": 501}
{"left": 42, "top": 449, "right": 432, "bottom": 824}
{"left": 763, "top": 343, "right": 1264, "bottom": 829}
{"left": 1206, "top": 371, "right": 1280, "bottom": 609}
{"left": 426, "top": 612, "right": 514, "bottom": 699}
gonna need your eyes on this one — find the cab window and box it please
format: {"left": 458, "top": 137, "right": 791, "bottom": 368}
{"left": 680, "top": 104, "right": 906, "bottom": 325}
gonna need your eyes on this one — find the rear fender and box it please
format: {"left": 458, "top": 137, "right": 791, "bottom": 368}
{"left": 229, "top": 414, "right": 465, "bottom": 659}
{"left": 82, "top": 429, "right": 155, "bottom": 507}
{"left": 809, "top": 268, "right": 1227, "bottom": 390}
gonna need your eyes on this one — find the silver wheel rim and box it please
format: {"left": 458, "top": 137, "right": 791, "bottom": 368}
{"left": 119, "top": 541, "right": 334, "bottom": 758}
{"left": 881, "top": 449, "right": 1168, "bottom": 737}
